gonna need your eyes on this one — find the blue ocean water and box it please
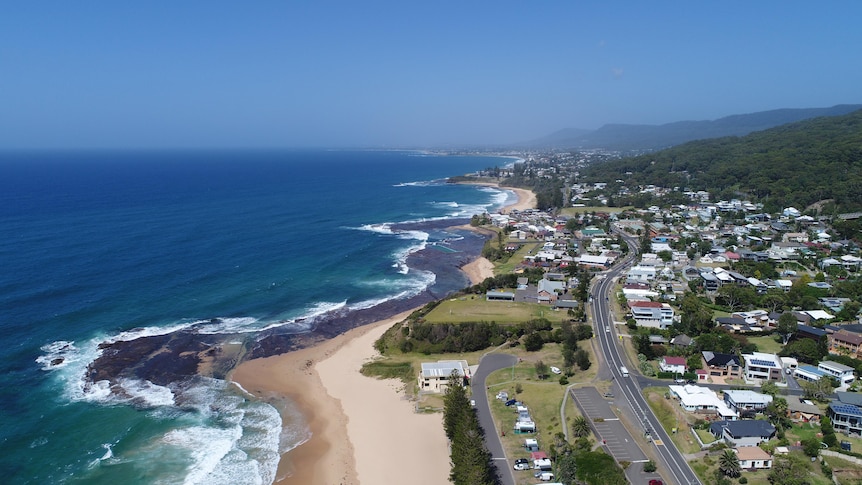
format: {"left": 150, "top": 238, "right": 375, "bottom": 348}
{"left": 0, "top": 150, "right": 515, "bottom": 484}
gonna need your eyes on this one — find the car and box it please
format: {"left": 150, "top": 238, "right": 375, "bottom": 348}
{"left": 649, "top": 480, "right": 663, "bottom": 485}
{"left": 534, "top": 471, "right": 555, "bottom": 481}
{"left": 674, "top": 378, "right": 685, "bottom": 384}
{"left": 686, "top": 379, "right": 696, "bottom": 384}
{"left": 513, "top": 458, "right": 530, "bottom": 471}
{"left": 505, "top": 399, "right": 517, "bottom": 406}
{"left": 603, "top": 392, "right": 614, "bottom": 398}
{"left": 550, "top": 366, "right": 561, "bottom": 375}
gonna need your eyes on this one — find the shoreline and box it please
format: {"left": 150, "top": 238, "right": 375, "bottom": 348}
{"left": 230, "top": 184, "right": 534, "bottom": 484}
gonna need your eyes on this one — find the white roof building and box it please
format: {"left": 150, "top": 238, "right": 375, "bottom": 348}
{"left": 668, "top": 385, "right": 739, "bottom": 420}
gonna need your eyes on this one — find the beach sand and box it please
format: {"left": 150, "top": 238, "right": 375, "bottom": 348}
{"left": 230, "top": 184, "right": 535, "bottom": 484}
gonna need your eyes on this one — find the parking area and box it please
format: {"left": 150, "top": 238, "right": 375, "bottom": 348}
{"left": 570, "top": 387, "right": 648, "bottom": 464}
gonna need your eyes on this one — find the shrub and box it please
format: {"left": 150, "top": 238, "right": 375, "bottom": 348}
{"left": 643, "top": 460, "right": 657, "bottom": 473}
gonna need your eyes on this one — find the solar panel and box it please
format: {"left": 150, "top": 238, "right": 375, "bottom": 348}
{"left": 831, "top": 403, "right": 862, "bottom": 417}
{"left": 750, "top": 359, "right": 776, "bottom": 367}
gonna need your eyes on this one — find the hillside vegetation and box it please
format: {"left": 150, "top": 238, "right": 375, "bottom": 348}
{"left": 581, "top": 109, "right": 862, "bottom": 213}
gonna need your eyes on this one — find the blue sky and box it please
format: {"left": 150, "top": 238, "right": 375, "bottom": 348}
{"left": 1, "top": 2, "right": 860, "bottom": 149}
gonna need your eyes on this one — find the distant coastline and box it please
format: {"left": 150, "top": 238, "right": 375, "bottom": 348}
{"left": 230, "top": 186, "right": 535, "bottom": 484}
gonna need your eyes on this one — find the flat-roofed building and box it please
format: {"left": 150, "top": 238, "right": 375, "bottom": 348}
{"left": 418, "top": 360, "right": 470, "bottom": 392}
{"left": 818, "top": 360, "right": 856, "bottom": 385}
{"left": 742, "top": 352, "right": 783, "bottom": 382}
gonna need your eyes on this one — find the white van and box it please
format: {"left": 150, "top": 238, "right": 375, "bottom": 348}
{"left": 620, "top": 366, "right": 629, "bottom": 377}
{"left": 534, "top": 471, "right": 555, "bottom": 481}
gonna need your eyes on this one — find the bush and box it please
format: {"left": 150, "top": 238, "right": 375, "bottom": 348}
{"left": 738, "top": 477, "right": 748, "bottom": 484}
{"left": 643, "top": 460, "right": 657, "bottom": 473}
{"left": 559, "top": 375, "right": 569, "bottom": 385}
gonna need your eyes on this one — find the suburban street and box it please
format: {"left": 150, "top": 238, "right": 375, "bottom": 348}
{"left": 591, "top": 229, "right": 703, "bottom": 485}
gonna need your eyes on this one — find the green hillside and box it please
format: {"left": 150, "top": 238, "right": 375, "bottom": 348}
{"left": 581, "top": 109, "right": 862, "bottom": 213}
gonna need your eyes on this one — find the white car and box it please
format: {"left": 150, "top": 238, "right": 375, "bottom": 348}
{"left": 550, "top": 366, "right": 561, "bottom": 375}
{"left": 534, "top": 471, "right": 555, "bottom": 481}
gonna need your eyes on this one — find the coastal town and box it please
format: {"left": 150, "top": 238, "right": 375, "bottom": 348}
{"left": 233, "top": 148, "right": 862, "bottom": 485}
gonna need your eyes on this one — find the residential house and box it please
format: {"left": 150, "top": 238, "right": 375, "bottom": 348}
{"left": 785, "top": 396, "right": 822, "bottom": 423}
{"left": 671, "top": 334, "right": 695, "bottom": 349}
{"left": 793, "top": 365, "right": 826, "bottom": 383}
{"left": 723, "top": 390, "right": 773, "bottom": 415}
{"left": 735, "top": 446, "right": 773, "bottom": 471}
{"left": 702, "top": 351, "right": 743, "bottom": 380}
{"left": 537, "top": 278, "right": 565, "bottom": 304}
{"left": 818, "top": 360, "right": 856, "bottom": 386}
{"left": 828, "top": 401, "right": 862, "bottom": 436}
{"left": 668, "top": 385, "right": 738, "bottom": 420}
{"left": 660, "top": 356, "right": 687, "bottom": 375}
{"left": 629, "top": 301, "right": 675, "bottom": 329}
{"left": 830, "top": 330, "right": 862, "bottom": 359}
{"left": 418, "top": 360, "right": 470, "bottom": 392}
{"left": 709, "top": 420, "right": 776, "bottom": 447}
{"left": 742, "top": 352, "right": 784, "bottom": 382}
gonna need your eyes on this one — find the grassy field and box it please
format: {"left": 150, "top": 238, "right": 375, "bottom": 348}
{"left": 495, "top": 242, "right": 540, "bottom": 275}
{"left": 642, "top": 386, "right": 702, "bottom": 454}
{"left": 482, "top": 342, "right": 600, "bottom": 484}
{"left": 747, "top": 335, "right": 784, "bottom": 354}
{"left": 423, "top": 296, "right": 555, "bottom": 324}
{"left": 691, "top": 450, "right": 835, "bottom": 485}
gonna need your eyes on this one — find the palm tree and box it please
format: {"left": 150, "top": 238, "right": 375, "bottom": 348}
{"left": 571, "top": 415, "right": 591, "bottom": 438}
{"left": 718, "top": 449, "right": 742, "bottom": 478}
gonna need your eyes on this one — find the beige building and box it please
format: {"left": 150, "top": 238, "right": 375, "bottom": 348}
{"left": 418, "top": 360, "right": 470, "bottom": 392}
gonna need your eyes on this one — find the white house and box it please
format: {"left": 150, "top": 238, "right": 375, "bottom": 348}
{"left": 742, "top": 352, "right": 784, "bottom": 382}
{"left": 736, "top": 446, "right": 773, "bottom": 470}
{"left": 818, "top": 361, "right": 856, "bottom": 385}
{"left": 660, "top": 356, "right": 687, "bottom": 374}
{"left": 723, "top": 390, "right": 773, "bottom": 414}
{"left": 668, "top": 385, "right": 738, "bottom": 420}
{"left": 628, "top": 301, "right": 675, "bottom": 329}
{"left": 418, "top": 360, "right": 470, "bottom": 392}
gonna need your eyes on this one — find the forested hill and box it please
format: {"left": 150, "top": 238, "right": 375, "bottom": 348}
{"left": 527, "top": 104, "right": 861, "bottom": 151}
{"left": 580, "top": 108, "right": 862, "bottom": 213}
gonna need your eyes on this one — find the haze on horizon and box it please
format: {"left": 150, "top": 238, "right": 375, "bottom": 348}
{"left": 2, "top": 2, "right": 861, "bottom": 150}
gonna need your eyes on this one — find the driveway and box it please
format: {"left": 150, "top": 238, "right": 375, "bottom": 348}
{"left": 472, "top": 353, "right": 518, "bottom": 485}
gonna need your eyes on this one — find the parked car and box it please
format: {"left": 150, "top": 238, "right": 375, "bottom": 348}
{"left": 534, "top": 471, "right": 555, "bottom": 481}
{"left": 673, "top": 378, "right": 685, "bottom": 384}
{"left": 550, "top": 366, "right": 561, "bottom": 375}
{"left": 513, "top": 458, "right": 530, "bottom": 471}
{"left": 505, "top": 399, "right": 517, "bottom": 406}
{"left": 649, "top": 480, "right": 663, "bottom": 485}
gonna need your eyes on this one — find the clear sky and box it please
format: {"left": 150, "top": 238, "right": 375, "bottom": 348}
{"left": 1, "top": 2, "right": 860, "bottom": 149}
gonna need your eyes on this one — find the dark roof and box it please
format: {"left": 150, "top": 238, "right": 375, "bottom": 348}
{"left": 671, "top": 334, "right": 694, "bottom": 346}
{"left": 702, "top": 351, "right": 741, "bottom": 367}
{"left": 829, "top": 402, "right": 862, "bottom": 419}
{"left": 716, "top": 317, "right": 747, "bottom": 325}
{"left": 836, "top": 391, "right": 862, "bottom": 407}
{"left": 709, "top": 420, "right": 776, "bottom": 439}
{"left": 797, "top": 324, "right": 827, "bottom": 338}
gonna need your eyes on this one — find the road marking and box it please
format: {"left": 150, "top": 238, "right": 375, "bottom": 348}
{"left": 653, "top": 440, "right": 664, "bottom": 446}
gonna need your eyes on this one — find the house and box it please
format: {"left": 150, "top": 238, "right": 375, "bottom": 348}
{"left": 660, "top": 356, "right": 687, "bottom": 374}
{"left": 830, "top": 330, "right": 862, "bottom": 359}
{"left": 709, "top": 420, "right": 776, "bottom": 447}
{"left": 668, "top": 385, "right": 738, "bottom": 420}
{"left": 723, "top": 390, "right": 773, "bottom": 415}
{"left": 702, "top": 351, "right": 743, "bottom": 379}
{"left": 629, "top": 301, "right": 675, "bottom": 329}
{"left": 785, "top": 395, "right": 822, "bottom": 423}
{"left": 793, "top": 365, "right": 826, "bottom": 383}
{"left": 418, "top": 360, "right": 470, "bottom": 392}
{"left": 671, "top": 334, "right": 695, "bottom": 349}
{"left": 827, "top": 402, "right": 862, "bottom": 436}
{"left": 818, "top": 360, "right": 856, "bottom": 386}
{"left": 537, "top": 278, "right": 565, "bottom": 304}
{"left": 735, "top": 446, "right": 773, "bottom": 470}
{"left": 742, "top": 352, "right": 784, "bottom": 382}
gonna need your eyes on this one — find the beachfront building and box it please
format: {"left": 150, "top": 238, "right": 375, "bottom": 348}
{"left": 723, "top": 390, "right": 773, "bottom": 415}
{"left": 742, "top": 352, "right": 784, "bottom": 382}
{"left": 418, "top": 360, "right": 470, "bottom": 393}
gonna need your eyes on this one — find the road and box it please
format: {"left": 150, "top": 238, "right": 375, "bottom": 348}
{"left": 591, "top": 229, "right": 703, "bottom": 485}
{"left": 471, "top": 352, "right": 519, "bottom": 485}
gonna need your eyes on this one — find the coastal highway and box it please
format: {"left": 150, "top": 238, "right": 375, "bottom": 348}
{"left": 592, "top": 229, "right": 702, "bottom": 485}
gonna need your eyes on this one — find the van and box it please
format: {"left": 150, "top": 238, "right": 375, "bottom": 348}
{"left": 534, "top": 471, "right": 555, "bottom": 481}
{"left": 620, "top": 366, "right": 629, "bottom": 377}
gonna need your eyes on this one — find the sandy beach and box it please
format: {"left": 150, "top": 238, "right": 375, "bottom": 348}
{"left": 230, "top": 185, "right": 534, "bottom": 484}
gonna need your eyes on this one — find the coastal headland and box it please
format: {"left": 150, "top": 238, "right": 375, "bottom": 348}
{"left": 230, "top": 183, "right": 535, "bottom": 484}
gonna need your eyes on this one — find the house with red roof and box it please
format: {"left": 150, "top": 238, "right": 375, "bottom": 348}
{"left": 660, "top": 356, "right": 687, "bottom": 374}
{"left": 628, "top": 300, "right": 675, "bottom": 329}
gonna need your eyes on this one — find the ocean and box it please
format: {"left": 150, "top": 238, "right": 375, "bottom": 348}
{"left": 0, "top": 149, "right": 515, "bottom": 485}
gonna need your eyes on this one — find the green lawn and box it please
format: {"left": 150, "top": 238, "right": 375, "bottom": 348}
{"left": 642, "top": 387, "right": 701, "bottom": 454}
{"left": 747, "top": 335, "right": 784, "bottom": 354}
{"left": 495, "top": 242, "right": 540, "bottom": 274}
{"left": 424, "top": 296, "right": 552, "bottom": 324}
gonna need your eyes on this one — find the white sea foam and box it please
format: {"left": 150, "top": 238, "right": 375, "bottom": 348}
{"left": 118, "top": 378, "right": 176, "bottom": 407}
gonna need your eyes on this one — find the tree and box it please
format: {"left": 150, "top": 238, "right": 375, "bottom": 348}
{"left": 555, "top": 452, "right": 578, "bottom": 485}
{"left": 571, "top": 415, "right": 591, "bottom": 438}
{"left": 768, "top": 454, "right": 814, "bottom": 485}
{"left": 535, "top": 360, "right": 550, "bottom": 380}
{"left": 801, "top": 438, "right": 822, "bottom": 458}
{"left": 718, "top": 449, "right": 742, "bottom": 478}
{"left": 575, "top": 349, "right": 591, "bottom": 370}
{"left": 761, "top": 381, "right": 780, "bottom": 397}
{"left": 524, "top": 332, "right": 544, "bottom": 351}
{"left": 443, "top": 371, "right": 470, "bottom": 440}
{"left": 776, "top": 313, "right": 798, "bottom": 345}
{"left": 800, "top": 376, "right": 837, "bottom": 402}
